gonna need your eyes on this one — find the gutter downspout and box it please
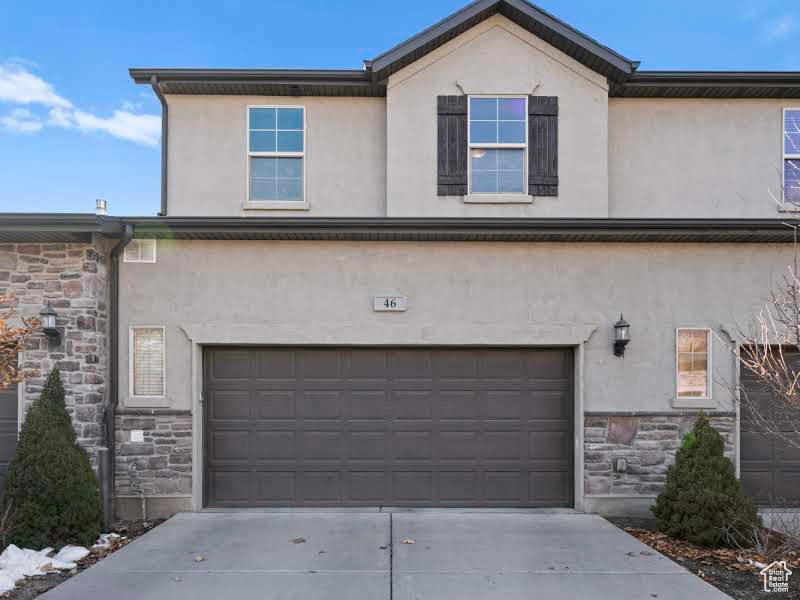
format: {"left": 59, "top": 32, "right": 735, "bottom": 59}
{"left": 151, "top": 76, "right": 168, "bottom": 217}
{"left": 104, "top": 224, "right": 133, "bottom": 526}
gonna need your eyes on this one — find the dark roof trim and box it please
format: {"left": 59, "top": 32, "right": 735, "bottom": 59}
{"left": 611, "top": 71, "right": 800, "bottom": 98}
{"left": 368, "top": 0, "right": 637, "bottom": 83}
{"left": 123, "top": 217, "right": 796, "bottom": 243}
{"left": 130, "top": 68, "right": 385, "bottom": 97}
{"left": 0, "top": 213, "right": 122, "bottom": 244}
{"left": 1, "top": 215, "right": 796, "bottom": 243}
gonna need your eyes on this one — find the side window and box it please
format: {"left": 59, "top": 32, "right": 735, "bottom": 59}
{"left": 124, "top": 239, "right": 156, "bottom": 263}
{"left": 468, "top": 97, "right": 527, "bottom": 195}
{"left": 676, "top": 328, "right": 711, "bottom": 400}
{"left": 248, "top": 106, "right": 305, "bottom": 204}
{"left": 130, "top": 327, "right": 165, "bottom": 398}
{"left": 784, "top": 109, "right": 800, "bottom": 204}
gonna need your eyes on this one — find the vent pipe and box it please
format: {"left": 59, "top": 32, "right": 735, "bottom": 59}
{"left": 96, "top": 198, "right": 108, "bottom": 216}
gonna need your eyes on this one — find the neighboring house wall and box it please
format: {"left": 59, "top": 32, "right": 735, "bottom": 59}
{"left": 116, "top": 239, "right": 791, "bottom": 513}
{"left": 609, "top": 98, "right": 791, "bottom": 218}
{"left": 0, "top": 239, "right": 110, "bottom": 467}
{"left": 166, "top": 95, "right": 386, "bottom": 216}
{"left": 386, "top": 14, "right": 609, "bottom": 217}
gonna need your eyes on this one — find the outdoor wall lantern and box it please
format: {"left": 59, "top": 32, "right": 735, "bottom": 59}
{"left": 39, "top": 302, "right": 60, "bottom": 343}
{"left": 613, "top": 314, "right": 630, "bottom": 357}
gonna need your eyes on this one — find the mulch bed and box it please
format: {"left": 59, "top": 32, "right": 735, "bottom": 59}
{"left": 608, "top": 517, "right": 800, "bottom": 600}
{"left": 1, "top": 520, "right": 164, "bottom": 600}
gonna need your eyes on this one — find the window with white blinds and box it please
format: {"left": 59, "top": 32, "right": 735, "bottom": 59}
{"left": 130, "top": 327, "right": 165, "bottom": 397}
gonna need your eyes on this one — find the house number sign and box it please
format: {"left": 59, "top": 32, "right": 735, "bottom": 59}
{"left": 373, "top": 295, "right": 408, "bottom": 312}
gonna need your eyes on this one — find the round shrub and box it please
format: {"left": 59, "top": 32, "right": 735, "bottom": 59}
{"left": 651, "top": 415, "right": 760, "bottom": 547}
{"left": 5, "top": 368, "right": 102, "bottom": 549}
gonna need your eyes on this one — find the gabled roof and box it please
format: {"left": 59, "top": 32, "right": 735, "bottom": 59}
{"left": 367, "top": 0, "right": 638, "bottom": 83}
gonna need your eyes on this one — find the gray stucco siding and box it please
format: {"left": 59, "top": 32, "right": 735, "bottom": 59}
{"left": 117, "top": 239, "right": 791, "bottom": 415}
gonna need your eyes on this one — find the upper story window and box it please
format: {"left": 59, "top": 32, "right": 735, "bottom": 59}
{"left": 784, "top": 109, "right": 800, "bottom": 204}
{"left": 676, "top": 328, "right": 711, "bottom": 400}
{"left": 248, "top": 106, "right": 305, "bottom": 204}
{"left": 468, "top": 96, "right": 527, "bottom": 195}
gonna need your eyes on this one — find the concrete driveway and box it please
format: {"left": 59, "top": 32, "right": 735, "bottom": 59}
{"left": 41, "top": 510, "right": 731, "bottom": 599}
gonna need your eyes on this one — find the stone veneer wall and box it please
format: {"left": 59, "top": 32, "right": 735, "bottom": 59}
{"left": 114, "top": 411, "right": 192, "bottom": 519}
{"left": 584, "top": 412, "right": 736, "bottom": 497}
{"left": 0, "top": 239, "right": 109, "bottom": 467}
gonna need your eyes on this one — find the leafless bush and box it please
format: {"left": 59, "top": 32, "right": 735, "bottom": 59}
{"left": 724, "top": 498, "right": 800, "bottom": 563}
{"left": 0, "top": 498, "right": 18, "bottom": 551}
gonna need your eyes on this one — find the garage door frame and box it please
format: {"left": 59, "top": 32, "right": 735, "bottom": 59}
{"left": 199, "top": 344, "right": 581, "bottom": 510}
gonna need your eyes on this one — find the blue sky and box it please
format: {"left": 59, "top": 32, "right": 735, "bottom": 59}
{"left": 1, "top": 0, "right": 799, "bottom": 216}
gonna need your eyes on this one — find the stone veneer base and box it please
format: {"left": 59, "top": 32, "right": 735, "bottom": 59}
{"left": 584, "top": 412, "right": 736, "bottom": 499}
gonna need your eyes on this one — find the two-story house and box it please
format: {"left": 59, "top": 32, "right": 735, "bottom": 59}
{"left": 1, "top": 0, "right": 799, "bottom": 522}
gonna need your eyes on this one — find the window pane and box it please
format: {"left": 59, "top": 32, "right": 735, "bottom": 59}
{"left": 277, "top": 179, "right": 303, "bottom": 201}
{"left": 133, "top": 328, "right": 164, "bottom": 397}
{"left": 249, "top": 130, "right": 276, "bottom": 152}
{"left": 498, "top": 121, "right": 526, "bottom": 143}
{"left": 251, "top": 157, "right": 276, "bottom": 178}
{"left": 250, "top": 108, "right": 276, "bottom": 130}
{"left": 785, "top": 110, "right": 800, "bottom": 155}
{"left": 498, "top": 148, "right": 524, "bottom": 171}
{"left": 471, "top": 148, "right": 498, "bottom": 171}
{"left": 692, "top": 330, "right": 708, "bottom": 352}
{"left": 470, "top": 98, "right": 497, "bottom": 121}
{"left": 471, "top": 170, "right": 498, "bottom": 193}
{"left": 277, "top": 130, "right": 303, "bottom": 152}
{"left": 498, "top": 98, "right": 526, "bottom": 121}
{"left": 250, "top": 179, "right": 276, "bottom": 201}
{"left": 276, "top": 157, "right": 303, "bottom": 178}
{"left": 470, "top": 121, "right": 497, "bottom": 144}
{"left": 277, "top": 108, "right": 304, "bottom": 130}
{"left": 677, "top": 330, "right": 692, "bottom": 352}
{"left": 786, "top": 160, "right": 800, "bottom": 203}
{"left": 498, "top": 170, "right": 524, "bottom": 193}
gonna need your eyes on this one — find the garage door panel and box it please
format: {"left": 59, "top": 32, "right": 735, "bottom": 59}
{"left": 740, "top": 350, "right": 800, "bottom": 507}
{"left": 204, "top": 347, "right": 573, "bottom": 507}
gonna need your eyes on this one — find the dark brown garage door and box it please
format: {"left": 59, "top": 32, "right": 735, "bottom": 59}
{"left": 204, "top": 347, "right": 573, "bottom": 507}
{"left": 0, "top": 383, "right": 18, "bottom": 494}
{"left": 740, "top": 351, "right": 800, "bottom": 507}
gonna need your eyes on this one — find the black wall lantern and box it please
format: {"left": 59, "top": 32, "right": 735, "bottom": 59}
{"left": 39, "top": 302, "right": 60, "bottom": 344}
{"left": 613, "top": 314, "right": 630, "bottom": 357}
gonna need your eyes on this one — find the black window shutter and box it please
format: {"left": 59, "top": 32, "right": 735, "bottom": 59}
{"left": 437, "top": 96, "right": 468, "bottom": 196}
{"left": 528, "top": 96, "right": 558, "bottom": 197}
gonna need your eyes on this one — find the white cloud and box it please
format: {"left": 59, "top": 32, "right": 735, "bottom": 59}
{"left": 0, "top": 63, "right": 72, "bottom": 108}
{"left": 1, "top": 108, "right": 43, "bottom": 133}
{"left": 52, "top": 107, "right": 161, "bottom": 146}
{"left": 763, "top": 15, "right": 797, "bottom": 41}
{"left": 0, "top": 60, "right": 160, "bottom": 146}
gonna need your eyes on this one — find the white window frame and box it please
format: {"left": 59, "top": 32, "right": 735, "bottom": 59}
{"left": 466, "top": 95, "right": 531, "bottom": 203}
{"left": 129, "top": 326, "right": 166, "bottom": 399}
{"left": 245, "top": 105, "right": 308, "bottom": 210}
{"left": 782, "top": 107, "right": 800, "bottom": 208}
{"left": 123, "top": 239, "right": 157, "bottom": 263}
{"left": 674, "top": 327, "right": 713, "bottom": 406}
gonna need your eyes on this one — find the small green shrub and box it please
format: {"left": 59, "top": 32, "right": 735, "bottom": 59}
{"left": 5, "top": 368, "right": 102, "bottom": 549}
{"left": 651, "top": 415, "right": 760, "bottom": 547}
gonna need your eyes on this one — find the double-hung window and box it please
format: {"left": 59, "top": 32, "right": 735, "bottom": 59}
{"left": 248, "top": 106, "right": 305, "bottom": 205}
{"left": 676, "top": 328, "right": 711, "bottom": 400}
{"left": 468, "top": 96, "right": 527, "bottom": 195}
{"left": 784, "top": 109, "right": 800, "bottom": 205}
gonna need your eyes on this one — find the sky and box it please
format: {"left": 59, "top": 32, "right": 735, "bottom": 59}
{"left": 1, "top": 0, "right": 799, "bottom": 216}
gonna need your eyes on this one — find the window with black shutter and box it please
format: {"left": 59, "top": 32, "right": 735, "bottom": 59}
{"left": 527, "top": 96, "right": 558, "bottom": 197}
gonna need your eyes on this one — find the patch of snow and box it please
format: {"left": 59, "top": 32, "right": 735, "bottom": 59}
{"left": 92, "top": 533, "right": 123, "bottom": 551}
{"left": 0, "top": 545, "right": 77, "bottom": 595}
{"left": 53, "top": 545, "right": 89, "bottom": 563}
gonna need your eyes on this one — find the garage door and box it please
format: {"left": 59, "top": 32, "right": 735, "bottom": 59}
{"left": 0, "top": 383, "right": 18, "bottom": 494}
{"left": 204, "top": 347, "right": 573, "bottom": 507}
{"left": 740, "top": 351, "right": 800, "bottom": 507}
